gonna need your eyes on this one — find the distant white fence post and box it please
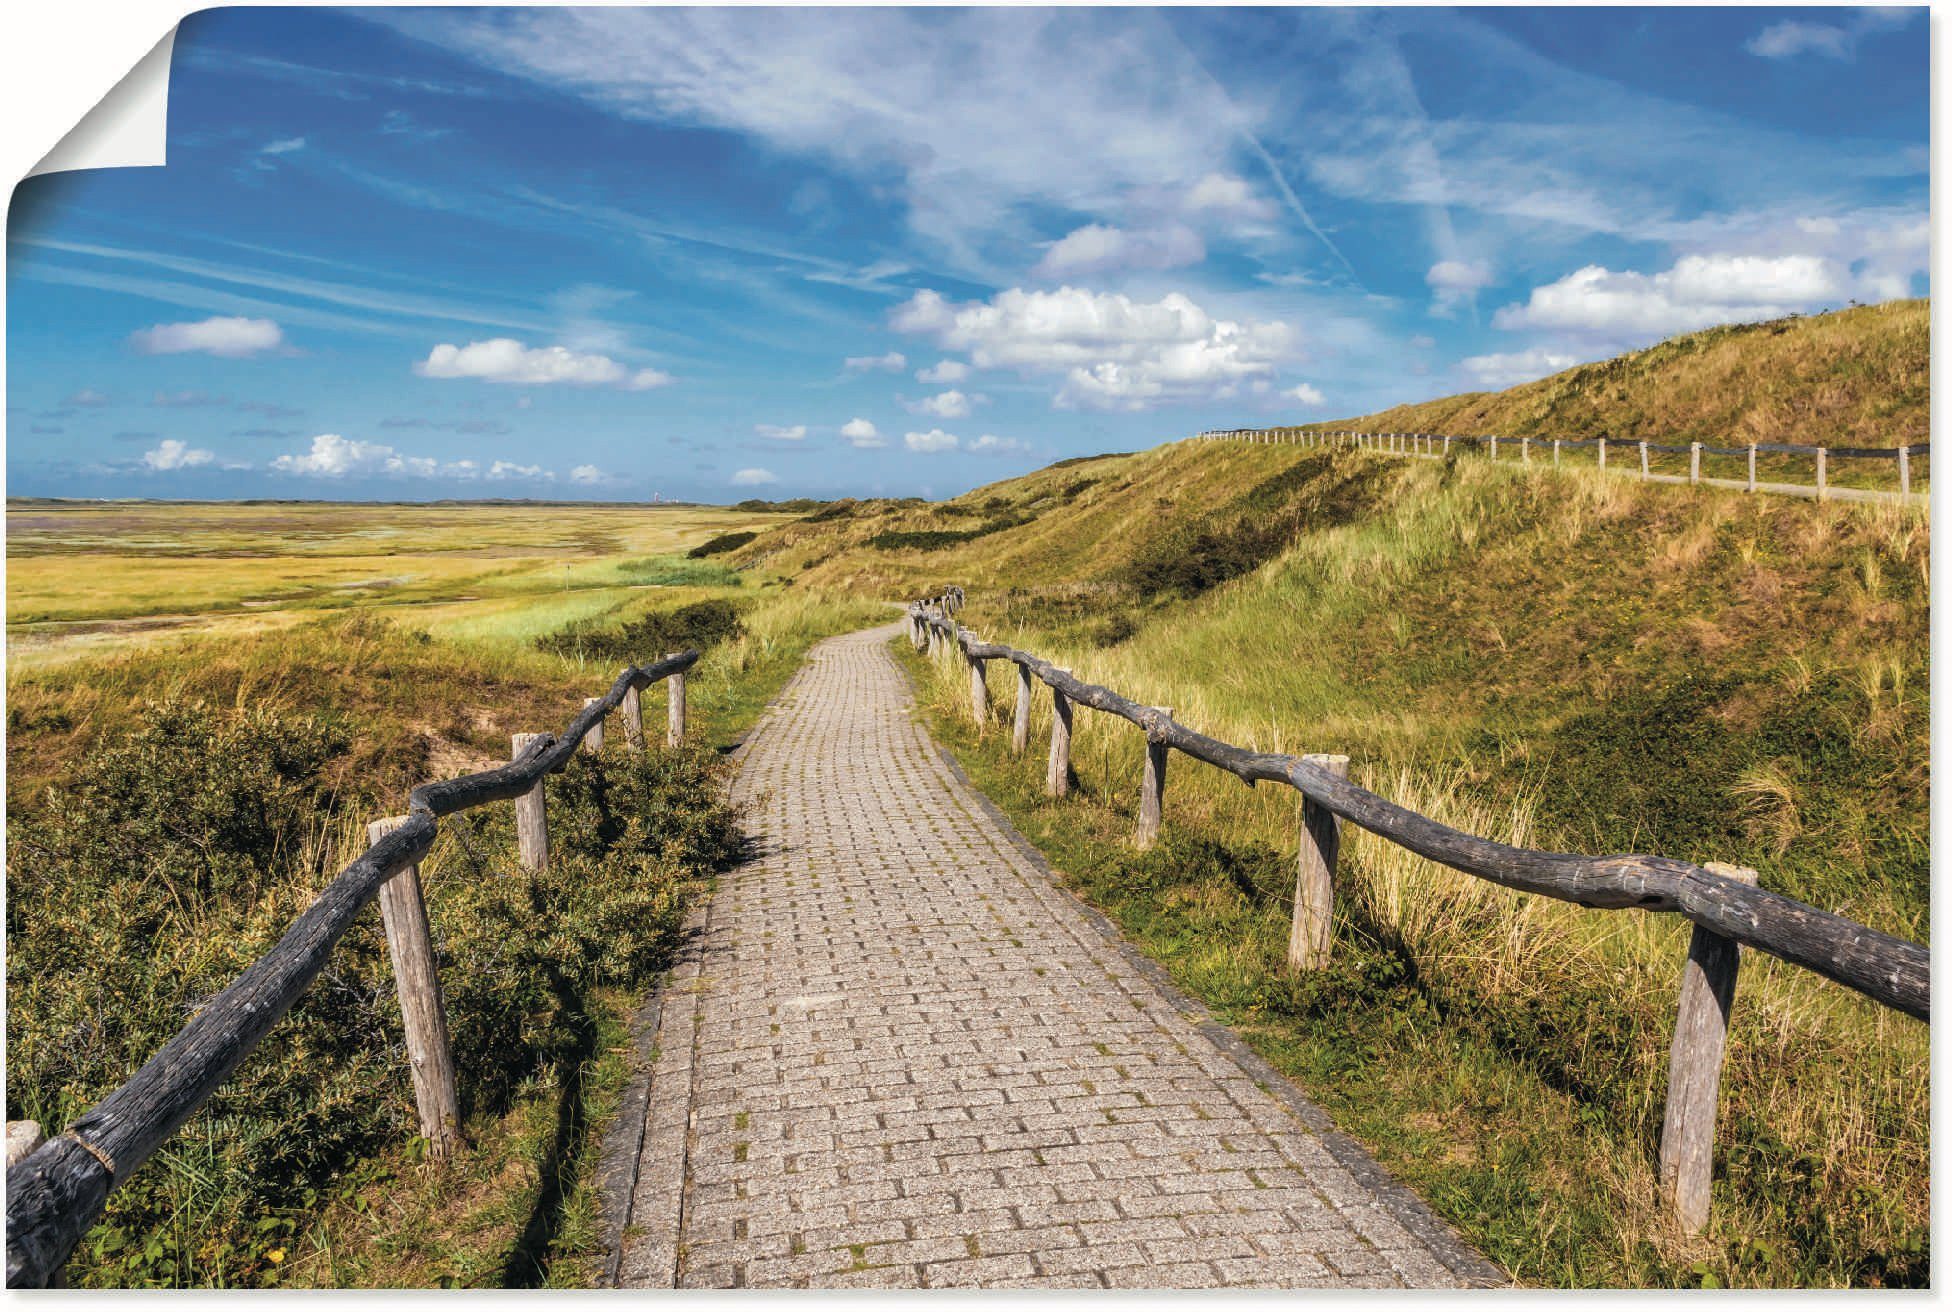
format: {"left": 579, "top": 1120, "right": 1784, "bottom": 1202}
{"left": 1599, "top": 438, "right": 1608, "bottom": 473}
{"left": 1900, "top": 445, "right": 1912, "bottom": 497}
{"left": 1639, "top": 441, "right": 1650, "bottom": 480}
{"left": 1747, "top": 445, "right": 1758, "bottom": 492}
{"left": 1816, "top": 448, "right": 1829, "bottom": 500}
{"left": 1689, "top": 442, "right": 1702, "bottom": 485}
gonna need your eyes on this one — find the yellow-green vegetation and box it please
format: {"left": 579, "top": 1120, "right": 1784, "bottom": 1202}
{"left": 5, "top": 500, "right": 886, "bottom": 1287}
{"left": 1326, "top": 300, "right": 1927, "bottom": 449}
{"left": 755, "top": 437, "right": 1925, "bottom": 1286}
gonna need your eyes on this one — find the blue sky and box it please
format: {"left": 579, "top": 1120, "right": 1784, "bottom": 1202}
{"left": 5, "top": 6, "right": 1928, "bottom": 502}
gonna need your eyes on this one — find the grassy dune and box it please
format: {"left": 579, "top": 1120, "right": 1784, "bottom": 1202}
{"left": 755, "top": 436, "right": 1927, "bottom": 1286}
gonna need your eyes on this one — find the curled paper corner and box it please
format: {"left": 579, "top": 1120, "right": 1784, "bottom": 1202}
{"left": 28, "top": 26, "right": 178, "bottom": 179}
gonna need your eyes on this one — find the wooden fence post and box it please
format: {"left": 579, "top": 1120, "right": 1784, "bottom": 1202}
{"left": 1816, "top": 448, "right": 1828, "bottom": 500}
{"left": 1899, "top": 445, "right": 1912, "bottom": 497}
{"left": 1689, "top": 442, "right": 1702, "bottom": 485}
{"left": 621, "top": 684, "right": 645, "bottom": 752}
{"left": 1598, "top": 437, "right": 1608, "bottom": 473}
{"left": 1443, "top": 434, "right": 1451, "bottom": 457}
{"left": 1554, "top": 439, "right": 1561, "bottom": 467}
{"left": 1639, "top": 441, "right": 1650, "bottom": 480}
{"left": 967, "top": 646, "right": 989, "bottom": 727}
{"left": 367, "top": 815, "right": 462, "bottom": 1159}
{"left": 1489, "top": 435, "right": 1498, "bottom": 462}
{"left": 1011, "top": 662, "right": 1033, "bottom": 757}
{"left": 1659, "top": 862, "right": 1759, "bottom": 1235}
{"left": 666, "top": 653, "right": 687, "bottom": 747}
{"left": 512, "top": 733, "right": 549, "bottom": 871}
{"left": 1285, "top": 754, "right": 1349, "bottom": 973}
{"left": 581, "top": 698, "right": 604, "bottom": 754}
{"left": 1747, "top": 445, "right": 1758, "bottom": 493}
{"left": 1522, "top": 436, "right": 1531, "bottom": 465}
{"left": 1045, "top": 672, "right": 1074, "bottom": 798}
{"left": 1135, "top": 708, "right": 1171, "bottom": 849}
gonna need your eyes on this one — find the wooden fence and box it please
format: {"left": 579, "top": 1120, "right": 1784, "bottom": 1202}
{"left": 904, "top": 595, "right": 1927, "bottom": 1235}
{"left": 4, "top": 651, "right": 699, "bottom": 1288}
{"left": 1196, "top": 428, "right": 1928, "bottom": 506}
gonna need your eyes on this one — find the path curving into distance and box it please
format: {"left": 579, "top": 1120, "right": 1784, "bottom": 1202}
{"left": 605, "top": 623, "right": 1502, "bottom": 1290}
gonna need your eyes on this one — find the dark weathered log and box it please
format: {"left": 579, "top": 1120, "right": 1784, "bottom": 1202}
{"left": 1660, "top": 863, "right": 1757, "bottom": 1233}
{"left": 368, "top": 816, "right": 462, "bottom": 1158}
{"left": 917, "top": 613, "right": 1927, "bottom": 1019}
{"left": 5, "top": 651, "right": 701, "bottom": 1288}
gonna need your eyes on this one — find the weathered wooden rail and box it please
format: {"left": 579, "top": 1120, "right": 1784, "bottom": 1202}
{"left": 903, "top": 595, "right": 1927, "bottom": 1234}
{"left": 1195, "top": 427, "right": 1929, "bottom": 506}
{"left": 4, "top": 651, "right": 699, "bottom": 1288}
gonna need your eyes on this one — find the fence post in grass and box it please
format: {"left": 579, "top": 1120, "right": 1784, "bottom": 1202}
{"left": 1522, "top": 436, "right": 1531, "bottom": 465}
{"left": 1689, "top": 442, "right": 1702, "bottom": 485}
{"left": 1135, "top": 707, "right": 1172, "bottom": 849}
{"left": 966, "top": 643, "right": 989, "bottom": 727}
{"left": 581, "top": 698, "right": 604, "bottom": 754}
{"left": 1285, "top": 754, "right": 1350, "bottom": 973}
{"left": 1748, "top": 445, "right": 1758, "bottom": 493}
{"left": 367, "top": 815, "right": 462, "bottom": 1159}
{"left": 1639, "top": 441, "right": 1650, "bottom": 480}
{"left": 1443, "top": 434, "right": 1451, "bottom": 457}
{"left": 622, "top": 683, "right": 645, "bottom": 752}
{"left": 1598, "top": 437, "right": 1608, "bottom": 473}
{"left": 1011, "top": 662, "right": 1033, "bottom": 756}
{"left": 1659, "top": 862, "right": 1759, "bottom": 1235}
{"left": 512, "top": 732, "right": 549, "bottom": 871}
{"left": 1554, "top": 439, "right": 1562, "bottom": 467}
{"left": 1045, "top": 671, "right": 1074, "bottom": 798}
{"left": 666, "top": 653, "right": 688, "bottom": 747}
{"left": 1816, "top": 447, "right": 1829, "bottom": 500}
{"left": 1899, "top": 445, "right": 1912, "bottom": 497}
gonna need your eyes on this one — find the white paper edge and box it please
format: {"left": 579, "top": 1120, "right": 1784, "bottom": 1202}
{"left": 26, "top": 25, "right": 178, "bottom": 179}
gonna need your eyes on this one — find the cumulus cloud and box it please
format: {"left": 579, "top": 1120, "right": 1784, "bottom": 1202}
{"left": 569, "top": 465, "right": 608, "bottom": 484}
{"left": 903, "top": 428, "right": 959, "bottom": 453}
{"left": 1426, "top": 260, "right": 1493, "bottom": 317}
{"left": 1181, "top": 173, "right": 1279, "bottom": 224}
{"left": 731, "top": 467, "right": 778, "bottom": 485}
{"left": 893, "top": 286, "right": 1297, "bottom": 412}
{"left": 1032, "top": 223, "right": 1204, "bottom": 279}
{"left": 270, "top": 433, "right": 551, "bottom": 480}
{"left": 843, "top": 350, "right": 907, "bottom": 373}
{"left": 416, "top": 338, "right": 671, "bottom": 389}
{"left": 916, "top": 360, "right": 969, "bottom": 384}
{"left": 904, "top": 390, "right": 976, "bottom": 419}
{"left": 1492, "top": 254, "right": 1846, "bottom": 340}
{"left": 968, "top": 434, "right": 1029, "bottom": 455}
{"left": 141, "top": 439, "right": 214, "bottom": 471}
{"left": 131, "top": 316, "right": 283, "bottom": 358}
{"left": 840, "top": 418, "right": 884, "bottom": 448}
{"left": 1457, "top": 348, "right": 1582, "bottom": 389}
{"left": 1282, "top": 383, "right": 1326, "bottom": 405}
{"left": 755, "top": 423, "right": 808, "bottom": 441}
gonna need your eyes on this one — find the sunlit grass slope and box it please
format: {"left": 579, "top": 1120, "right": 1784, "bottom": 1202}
{"left": 1322, "top": 299, "right": 1927, "bottom": 447}
{"left": 753, "top": 437, "right": 1927, "bottom": 1286}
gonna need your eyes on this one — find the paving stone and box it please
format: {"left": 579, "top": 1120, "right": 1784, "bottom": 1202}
{"left": 612, "top": 624, "right": 1495, "bottom": 1290}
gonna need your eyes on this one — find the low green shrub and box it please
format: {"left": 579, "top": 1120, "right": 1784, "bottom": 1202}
{"left": 686, "top": 531, "right": 757, "bottom": 558}
{"left": 534, "top": 599, "right": 744, "bottom": 663}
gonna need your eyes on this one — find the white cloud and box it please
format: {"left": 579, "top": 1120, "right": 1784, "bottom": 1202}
{"left": 416, "top": 338, "right": 671, "bottom": 389}
{"left": 840, "top": 418, "right": 884, "bottom": 448}
{"left": 731, "top": 467, "right": 778, "bottom": 485}
{"left": 916, "top": 360, "right": 969, "bottom": 384}
{"left": 1426, "top": 260, "right": 1493, "bottom": 317}
{"left": 903, "top": 428, "right": 959, "bottom": 453}
{"left": 260, "top": 136, "right": 307, "bottom": 155}
{"left": 67, "top": 388, "right": 110, "bottom": 407}
{"left": 269, "top": 432, "right": 547, "bottom": 480}
{"left": 893, "top": 286, "right": 1297, "bottom": 412}
{"left": 843, "top": 350, "right": 907, "bottom": 373}
{"left": 569, "top": 464, "right": 608, "bottom": 484}
{"left": 1457, "top": 348, "right": 1582, "bottom": 389}
{"left": 1492, "top": 254, "right": 1847, "bottom": 340}
{"left": 905, "top": 390, "right": 975, "bottom": 420}
{"left": 1746, "top": 22, "right": 1851, "bottom": 59}
{"left": 142, "top": 439, "right": 214, "bottom": 471}
{"left": 1032, "top": 223, "right": 1203, "bottom": 279}
{"left": 1282, "top": 383, "right": 1326, "bottom": 405}
{"left": 755, "top": 423, "right": 808, "bottom": 441}
{"left": 130, "top": 316, "right": 283, "bottom": 358}
{"left": 968, "top": 434, "right": 1029, "bottom": 455}
{"left": 1181, "top": 173, "right": 1279, "bottom": 224}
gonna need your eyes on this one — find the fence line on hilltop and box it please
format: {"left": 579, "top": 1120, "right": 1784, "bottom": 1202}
{"left": 4, "top": 651, "right": 700, "bottom": 1288}
{"left": 1195, "top": 428, "right": 1929, "bottom": 506}
{"left": 903, "top": 591, "right": 1927, "bottom": 1237}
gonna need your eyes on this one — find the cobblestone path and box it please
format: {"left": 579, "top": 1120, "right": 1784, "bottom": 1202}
{"left": 609, "top": 624, "right": 1500, "bottom": 1289}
